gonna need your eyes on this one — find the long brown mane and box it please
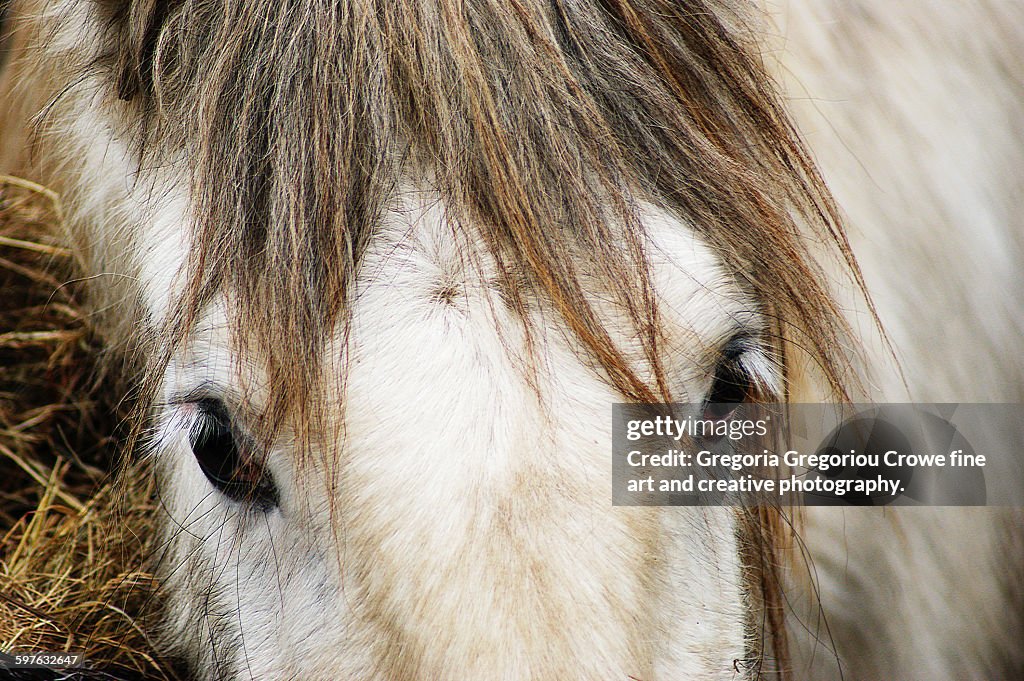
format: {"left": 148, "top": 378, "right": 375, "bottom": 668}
{"left": 96, "top": 0, "right": 859, "bottom": 410}
{"left": 93, "top": 0, "right": 863, "bottom": 674}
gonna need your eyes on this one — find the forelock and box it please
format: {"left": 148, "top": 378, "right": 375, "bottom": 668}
{"left": 94, "top": 0, "right": 860, "bottom": 430}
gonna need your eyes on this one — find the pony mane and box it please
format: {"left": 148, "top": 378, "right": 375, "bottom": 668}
{"left": 95, "top": 0, "right": 860, "bottom": 429}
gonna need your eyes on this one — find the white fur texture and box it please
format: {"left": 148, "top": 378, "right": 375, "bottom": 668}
{"left": 761, "top": 2, "right": 1024, "bottom": 678}
{"left": 149, "top": 194, "right": 764, "bottom": 679}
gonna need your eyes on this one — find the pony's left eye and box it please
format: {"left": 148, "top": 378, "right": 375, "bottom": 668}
{"left": 703, "top": 359, "right": 752, "bottom": 421}
{"left": 188, "top": 399, "right": 279, "bottom": 509}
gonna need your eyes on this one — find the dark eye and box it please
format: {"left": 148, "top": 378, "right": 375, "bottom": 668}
{"left": 703, "top": 358, "right": 752, "bottom": 421}
{"left": 189, "top": 399, "right": 279, "bottom": 509}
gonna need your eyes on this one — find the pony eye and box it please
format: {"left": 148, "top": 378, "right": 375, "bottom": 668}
{"left": 703, "top": 360, "right": 752, "bottom": 421}
{"left": 189, "top": 399, "right": 279, "bottom": 509}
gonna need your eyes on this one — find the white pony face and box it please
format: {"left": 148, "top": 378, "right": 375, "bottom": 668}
{"left": 149, "top": 193, "right": 778, "bottom": 679}
{"left": 6, "top": 1, "right": 789, "bottom": 678}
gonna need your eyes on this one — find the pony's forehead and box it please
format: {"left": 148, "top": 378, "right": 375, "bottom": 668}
{"left": 164, "top": 189, "right": 765, "bottom": 422}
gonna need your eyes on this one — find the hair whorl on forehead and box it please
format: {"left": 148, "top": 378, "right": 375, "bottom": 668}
{"left": 101, "top": 0, "right": 860, "bottom": 426}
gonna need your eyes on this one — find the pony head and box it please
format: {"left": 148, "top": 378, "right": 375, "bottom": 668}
{"left": 3, "top": 0, "right": 859, "bottom": 677}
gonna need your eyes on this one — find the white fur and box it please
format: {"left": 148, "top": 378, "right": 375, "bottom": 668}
{"left": 148, "top": 193, "right": 763, "bottom": 679}
{"left": 761, "top": 2, "right": 1024, "bottom": 678}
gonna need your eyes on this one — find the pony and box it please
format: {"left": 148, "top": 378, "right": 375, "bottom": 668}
{"left": 1, "top": 0, "right": 1022, "bottom": 678}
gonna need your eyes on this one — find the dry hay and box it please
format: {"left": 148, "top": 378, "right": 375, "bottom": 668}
{"left": 0, "top": 177, "right": 182, "bottom": 679}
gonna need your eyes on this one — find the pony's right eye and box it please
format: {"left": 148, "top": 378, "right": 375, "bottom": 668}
{"left": 188, "top": 399, "right": 279, "bottom": 509}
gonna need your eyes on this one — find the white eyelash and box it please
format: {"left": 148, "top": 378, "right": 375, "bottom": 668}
{"left": 736, "top": 348, "right": 782, "bottom": 401}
